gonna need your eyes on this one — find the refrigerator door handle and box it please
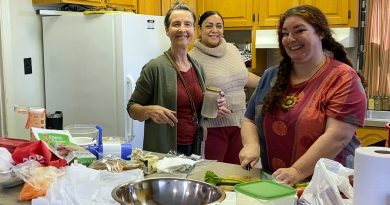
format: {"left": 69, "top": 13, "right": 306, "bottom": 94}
{"left": 126, "top": 75, "right": 135, "bottom": 142}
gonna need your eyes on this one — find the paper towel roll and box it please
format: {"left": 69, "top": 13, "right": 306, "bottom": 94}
{"left": 353, "top": 146, "right": 390, "bottom": 205}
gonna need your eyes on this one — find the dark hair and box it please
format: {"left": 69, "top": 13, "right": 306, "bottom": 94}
{"left": 198, "top": 11, "right": 224, "bottom": 27}
{"left": 262, "top": 4, "right": 366, "bottom": 113}
{"left": 164, "top": 2, "right": 196, "bottom": 30}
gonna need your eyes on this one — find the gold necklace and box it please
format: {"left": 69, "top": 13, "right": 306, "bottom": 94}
{"left": 281, "top": 57, "right": 327, "bottom": 110}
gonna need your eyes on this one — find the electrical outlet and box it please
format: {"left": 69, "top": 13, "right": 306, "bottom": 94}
{"left": 24, "top": 58, "right": 32, "bottom": 74}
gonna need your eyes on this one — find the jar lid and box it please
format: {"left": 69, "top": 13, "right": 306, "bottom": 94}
{"left": 206, "top": 86, "right": 221, "bottom": 93}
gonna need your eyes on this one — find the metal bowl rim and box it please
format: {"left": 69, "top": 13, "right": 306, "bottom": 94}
{"left": 0, "top": 169, "right": 24, "bottom": 188}
{"left": 111, "top": 177, "right": 226, "bottom": 204}
{"left": 0, "top": 169, "right": 12, "bottom": 174}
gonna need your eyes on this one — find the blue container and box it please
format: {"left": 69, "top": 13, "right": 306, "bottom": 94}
{"left": 101, "top": 143, "right": 132, "bottom": 160}
{"left": 86, "top": 125, "right": 132, "bottom": 160}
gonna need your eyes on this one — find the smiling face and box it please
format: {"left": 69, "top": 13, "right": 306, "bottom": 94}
{"left": 199, "top": 14, "right": 224, "bottom": 47}
{"left": 166, "top": 10, "right": 195, "bottom": 49}
{"left": 281, "top": 15, "right": 323, "bottom": 64}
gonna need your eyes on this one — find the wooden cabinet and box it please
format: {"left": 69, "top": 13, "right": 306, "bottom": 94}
{"left": 106, "top": 0, "right": 137, "bottom": 11}
{"left": 33, "top": 0, "right": 104, "bottom": 7}
{"left": 33, "top": 0, "right": 137, "bottom": 11}
{"left": 137, "top": 0, "right": 161, "bottom": 15}
{"left": 137, "top": 0, "right": 196, "bottom": 17}
{"left": 301, "top": 0, "right": 349, "bottom": 26}
{"left": 161, "top": 0, "right": 196, "bottom": 16}
{"left": 196, "top": 0, "right": 253, "bottom": 28}
{"left": 356, "top": 127, "right": 388, "bottom": 147}
{"left": 255, "top": 0, "right": 357, "bottom": 28}
{"left": 256, "top": 0, "right": 299, "bottom": 28}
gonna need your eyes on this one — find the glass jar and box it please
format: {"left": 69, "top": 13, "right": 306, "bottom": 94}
{"left": 201, "top": 86, "right": 222, "bottom": 118}
{"left": 368, "top": 97, "right": 375, "bottom": 110}
{"left": 382, "top": 96, "right": 390, "bottom": 111}
{"left": 374, "top": 96, "right": 383, "bottom": 111}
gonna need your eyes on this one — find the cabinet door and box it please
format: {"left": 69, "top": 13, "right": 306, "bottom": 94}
{"left": 137, "top": 0, "right": 161, "bottom": 15}
{"left": 197, "top": 0, "right": 253, "bottom": 27}
{"left": 302, "top": 0, "right": 349, "bottom": 25}
{"left": 33, "top": 0, "right": 105, "bottom": 7}
{"left": 356, "top": 127, "right": 388, "bottom": 147}
{"left": 161, "top": 0, "right": 196, "bottom": 16}
{"left": 106, "top": 0, "right": 137, "bottom": 11}
{"left": 257, "top": 0, "right": 299, "bottom": 28}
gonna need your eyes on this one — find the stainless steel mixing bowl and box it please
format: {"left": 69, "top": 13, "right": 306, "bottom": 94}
{"left": 112, "top": 177, "right": 226, "bottom": 205}
{"left": 0, "top": 169, "right": 24, "bottom": 188}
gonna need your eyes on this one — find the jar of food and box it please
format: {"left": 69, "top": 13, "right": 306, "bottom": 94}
{"left": 201, "top": 86, "right": 222, "bottom": 118}
{"left": 368, "top": 97, "right": 375, "bottom": 110}
{"left": 382, "top": 96, "right": 390, "bottom": 111}
{"left": 374, "top": 96, "right": 383, "bottom": 111}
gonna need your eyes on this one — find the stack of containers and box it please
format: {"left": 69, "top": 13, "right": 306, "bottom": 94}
{"left": 27, "top": 108, "right": 46, "bottom": 141}
{"left": 64, "top": 124, "right": 132, "bottom": 160}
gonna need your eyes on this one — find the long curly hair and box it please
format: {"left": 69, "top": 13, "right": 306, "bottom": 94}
{"left": 261, "top": 5, "right": 365, "bottom": 114}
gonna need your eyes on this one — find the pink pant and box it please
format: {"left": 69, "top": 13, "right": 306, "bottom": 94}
{"left": 205, "top": 126, "right": 243, "bottom": 165}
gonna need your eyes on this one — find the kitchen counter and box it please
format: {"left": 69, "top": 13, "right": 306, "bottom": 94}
{"left": 0, "top": 161, "right": 260, "bottom": 205}
{"left": 365, "top": 110, "right": 390, "bottom": 127}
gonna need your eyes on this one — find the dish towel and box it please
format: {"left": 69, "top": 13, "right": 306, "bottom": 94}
{"left": 156, "top": 157, "right": 196, "bottom": 173}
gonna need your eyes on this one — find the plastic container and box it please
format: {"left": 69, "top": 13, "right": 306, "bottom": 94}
{"left": 102, "top": 143, "right": 132, "bottom": 160}
{"left": 64, "top": 124, "right": 99, "bottom": 141}
{"left": 102, "top": 136, "right": 126, "bottom": 144}
{"left": 46, "top": 111, "right": 63, "bottom": 130}
{"left": 28, "top": 108, "right": 46, "bottom": 141}
{"left": 234, "top": 180, "right": 297, "bottom": 205}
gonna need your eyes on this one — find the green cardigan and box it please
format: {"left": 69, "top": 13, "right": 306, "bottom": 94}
{"left": 127, "top": 51, "right": 206, "bottom": 153}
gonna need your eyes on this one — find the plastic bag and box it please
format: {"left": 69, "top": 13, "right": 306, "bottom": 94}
{"left": 298, "top": 158, "right": 354, "bottom": 205}
{"left": 13, "top": 160, "right": 64, "bottom": 201}
{"left": 88, "top": 156, "right": 143, "bottom": 172}
{"left": 0, "top": 147, "right": 14, "bottom": 171}
{"left": 12, "top": 141, "right": 67, "bottom": 168}
{"left": 32, "top": 163, "right": 144, "bottom": 205}
{"left": 156, "top": 150, "right": 214, "bottom": 177}
{"left": 157, "top": 157, "right": 196, "bottom": 174}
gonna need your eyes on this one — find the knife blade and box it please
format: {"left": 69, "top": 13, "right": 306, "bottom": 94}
{"left": 260, "top": 170, "right": 276, "bottom": 181}
{"left": 246, "top": 164, "right": 251, "bottom": 179}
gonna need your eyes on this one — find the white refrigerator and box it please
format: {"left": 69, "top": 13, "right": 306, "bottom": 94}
{"left": 42, "top": 13, "right": 170, "bottom": 149}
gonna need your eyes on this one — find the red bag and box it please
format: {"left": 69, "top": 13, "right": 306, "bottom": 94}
{"left": 0, "top": 137, "right": 30, "bottom": 153}
{"left": 12, "top": 141, "right": 67, "bottom": 168}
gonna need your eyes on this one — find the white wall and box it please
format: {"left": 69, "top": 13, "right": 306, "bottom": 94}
{"left": 1, "top": 0, "right": 44, "bottom": 139}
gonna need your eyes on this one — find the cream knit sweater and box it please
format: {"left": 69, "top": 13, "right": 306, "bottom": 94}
{"left": 189, "top": 38, "right": 248, "bottom": 128}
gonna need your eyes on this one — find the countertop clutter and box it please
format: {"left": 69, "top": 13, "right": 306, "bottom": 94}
{"left": 0, "top": 159, "right": 261, "bottom": 205}
{"left": 0, "top": 129, "right": 261, "bottom": 204}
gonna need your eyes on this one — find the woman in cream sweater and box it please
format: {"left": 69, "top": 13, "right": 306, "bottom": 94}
{"left": 190, "top": 11, "right": 260, "bottom": 164}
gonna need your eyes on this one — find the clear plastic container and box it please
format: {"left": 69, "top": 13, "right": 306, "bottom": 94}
{"left": 64, "top": 124, "right": 99, "bottom": 141}
{"left": 201, "top": 86, "right": 221, "bottom": 118}
{"left": 234, "top": 180, "right": 297, "bottom": 205}
{"left": 102, "top": 136, "right": 126, "bottom": 144}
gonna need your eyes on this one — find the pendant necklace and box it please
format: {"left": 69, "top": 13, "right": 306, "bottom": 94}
{"left": 281, "top": 57, "right": 327, "bottom": 110}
